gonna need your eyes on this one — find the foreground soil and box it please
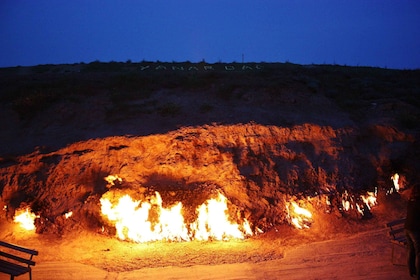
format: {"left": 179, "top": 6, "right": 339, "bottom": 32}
{"left": 0, "top": 221, "right": 411, "bottom": 280}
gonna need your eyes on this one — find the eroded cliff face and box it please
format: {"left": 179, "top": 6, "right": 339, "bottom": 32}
{"left": 0, "top": 122, "right": 416, "bottom": 235}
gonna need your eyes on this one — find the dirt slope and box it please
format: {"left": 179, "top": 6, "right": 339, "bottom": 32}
{"left": 0, "top": 123, "right": 415, "bottom": 235}
{"left": 0, "top": 62, "right": 419, "bottom": 278}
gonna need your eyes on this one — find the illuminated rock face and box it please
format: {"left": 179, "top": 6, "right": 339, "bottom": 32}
{"left": 0, "top": 122, "right": 416, "bottom": 236}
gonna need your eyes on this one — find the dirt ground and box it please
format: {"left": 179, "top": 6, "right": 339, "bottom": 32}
{"left": 0, "top": 222, "right": 412, "bottom": 280}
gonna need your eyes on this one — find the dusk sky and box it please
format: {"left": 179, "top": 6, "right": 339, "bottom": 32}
{"left": 1, "top": 0, "right": 419, "bottom": 69}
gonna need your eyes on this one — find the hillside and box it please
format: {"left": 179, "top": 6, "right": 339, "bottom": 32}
{"left": 1, "top": 62, "right": 419, "bottom": 156}
{"left": 0, "top": 62, "right": 419, "bottom": 278}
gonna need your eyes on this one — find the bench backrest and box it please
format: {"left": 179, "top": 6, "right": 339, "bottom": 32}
{"left": 386, "top": 218, "right": 406, "bottom": 244}
{"left": 0, "top": 241, "right": 38, "bottom": 267}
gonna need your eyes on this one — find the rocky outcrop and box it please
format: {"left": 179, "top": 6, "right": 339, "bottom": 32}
{"left": 0, "top": 123, "right": 415, "bottom": 234}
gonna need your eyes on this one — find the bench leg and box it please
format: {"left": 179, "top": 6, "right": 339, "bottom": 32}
{"left": 391, "top": 243, "right": 395, "bottom": 264}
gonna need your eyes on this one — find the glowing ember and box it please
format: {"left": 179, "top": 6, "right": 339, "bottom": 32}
{"left": 14, "top": 208, "right": 38, "bottom": 230}
{"left": 287, "top": 201, "right": 313, "bottom": 229}
{"left": 100, "top": 191, "right": 252, "bottom": 242}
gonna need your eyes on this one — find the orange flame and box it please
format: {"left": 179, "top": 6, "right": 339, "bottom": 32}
{"left": 100, "top": 191, "right": 252, "bottom": 242}
{"left": 191, "top": 192, "right": 251, "bottom": 240}
{"left": 360, "top": 190, "right": 377, "bottom": 209}
{"left": 14, "top": 208, "right": 38, "bottom": 230}
{"left": 104, "top": 175, "right": 122, "bottom": 186}
{"left": 341, "top": 189, "right": 377, "bottom": 217}
{"left": 287, "top": 201, "right": 313, "bottom": 229}
{"left": 390, "top": 173, "right": 400, "bottom": 192}
{"left": 64, "top": 211, "right": 73, "bottom": 219}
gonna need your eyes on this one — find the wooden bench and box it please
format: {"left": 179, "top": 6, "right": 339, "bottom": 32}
{"left": 0, "top": 241, "right": 38, "bottom": 280}
{"left": 386, "top": 218, "right": 407, "bottom": 265}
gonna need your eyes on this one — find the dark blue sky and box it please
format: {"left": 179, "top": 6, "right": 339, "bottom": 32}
{"left": 1, "top": 0, "right": 419, "bottom": 69}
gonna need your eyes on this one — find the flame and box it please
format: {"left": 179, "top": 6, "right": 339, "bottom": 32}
{"left": 105, "top": 175, "right": 122, "bottom": 186}
{"left": 340, "top": 189, "right": 377, "bottom": 217}
{"left": 342, "top": 200, "right": 351, "bottom": 211}
{"left": 325, "top": 196, "right": 331, "bottom": 206}
{"left": 14, "top": 208, "right": 38, "bottom": 230}
{"left": 341, "top": 191, "right": 352, "bottom": 211}
{"left": 64, "top": 211, "right": 73, "bottom": 219}
{"left": 391, "top": 173, "right": 400, "bottom": 192}
{"left": 100, "top": 191, "right": 252, "bottom": 242}
{"left": 360, "top": 190, "right": 377, "bottom": 209}
{"left": 357, "top": 190, "right": 378, "bottom": 216}
{"left": 287, "top": 201, "right": 313, "bottom": 229}
{"left": 356, "top": 203, "right": 363, "bottom": 216}
{"left": 191, "top": 192, "right": 251, "bottom": 240}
